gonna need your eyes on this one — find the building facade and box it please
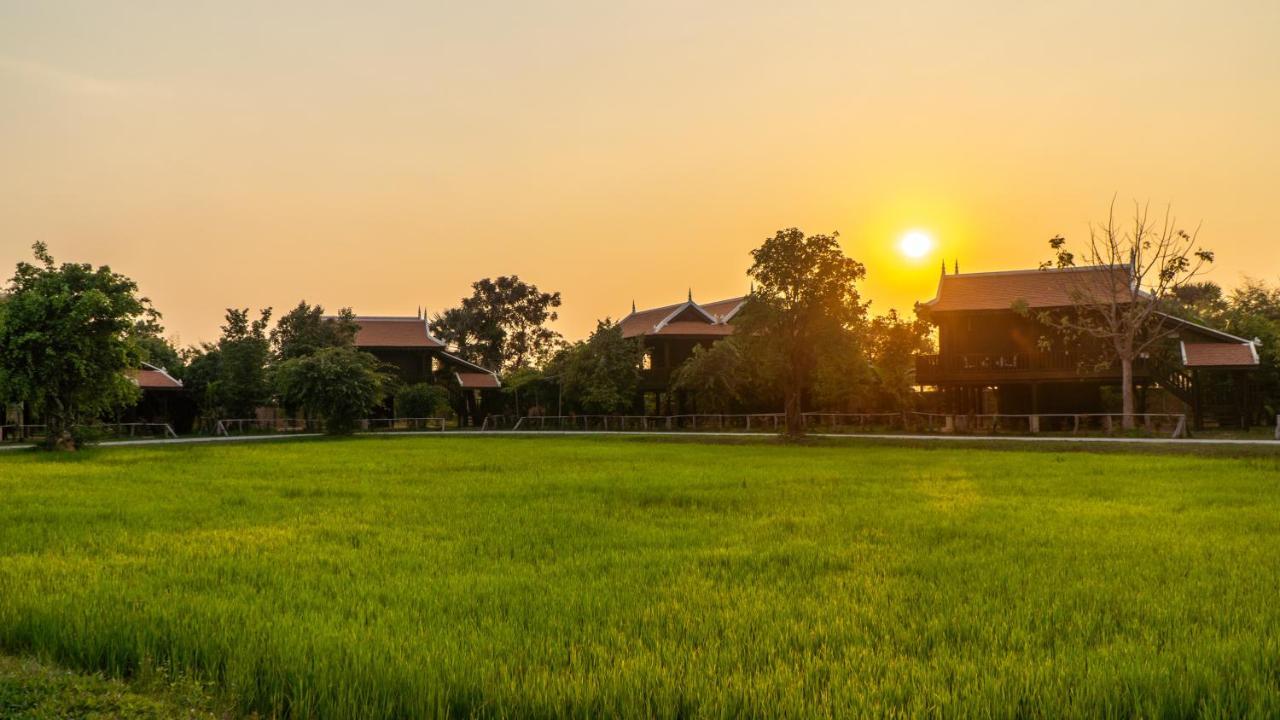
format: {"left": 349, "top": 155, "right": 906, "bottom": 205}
{"left": 915, "top": 265, "right": 1261, "bottom": 428}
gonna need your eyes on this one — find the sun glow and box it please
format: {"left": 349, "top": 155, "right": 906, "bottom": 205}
{"left": 898, "top": 230, "right": 934, "bottom": 260}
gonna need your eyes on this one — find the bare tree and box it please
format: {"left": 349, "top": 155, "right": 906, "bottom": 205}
{"left": 1036, "top": 200, "right": 1213, "bottom": 429}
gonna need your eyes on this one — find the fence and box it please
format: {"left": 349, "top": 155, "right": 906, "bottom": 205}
{"left": 910, "top": 412, "right": 1187, "bottom": 438}
{"left": 216, "top": 417, "right": 447, "bottom": 436}
{"left": 505, "top": 411, "right": 1189, "bottom": 438}
{"left": 1276, "top": 414, "right": 1279, "bottom": 441}
{"left": 0, "top": 422, "right": 177, "bottom": 443}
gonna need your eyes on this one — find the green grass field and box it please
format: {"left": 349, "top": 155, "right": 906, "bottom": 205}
{"left": 2, "top": 436, "right": 1279, "bottom": 718}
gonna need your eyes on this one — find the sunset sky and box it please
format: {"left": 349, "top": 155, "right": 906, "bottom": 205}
{"left": 2, "top": 1, "right": 1278, "bottom": 346}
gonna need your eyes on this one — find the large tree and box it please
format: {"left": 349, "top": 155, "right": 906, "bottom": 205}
{"left": 1035, "top": 201, "right": 1213, "bottom": 429}
{"left": 430, "top": 276, "right": 562, "bottom": 372}
{"left": 0, "top": 243, "right": 151, "bottom": 449}
{"left": 273, "top": 346, "right": 390, "bottom": 434}
{"left": 271, "top": 302, "right": 358, "bottom": 360}
{"left": 201, "top": 308, "right": 273, "bottom": 419}
{"left": 550, "top": 320, "right": 643, "bottom": 414}
{"left": 736, "top": 228, "right": 867, "bottom": 436}
{"left": 865, "top": 309, "right": 934, "bottom": 412}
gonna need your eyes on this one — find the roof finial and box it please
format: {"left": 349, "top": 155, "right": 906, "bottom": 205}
{"left": 954, "top": 259, "right": 959, "bottom": 275}
{"left": 687, "top": 287, "right": 693, "bottom": 302}
{"left": 631, "top": 299, "right": 636, "bottom": 314}
{"left": 749, "top": 280, "right": 755, "bottom": 294}
{"left": 940, "top": 259, "right": 946, "bottom": 276}
{"left": 417, "top": 305, "right": 422, "bottom": 319}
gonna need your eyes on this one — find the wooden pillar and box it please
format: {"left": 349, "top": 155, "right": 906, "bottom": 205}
{"left": 1192, "top": 369, "right": 1204, "bottom": 431}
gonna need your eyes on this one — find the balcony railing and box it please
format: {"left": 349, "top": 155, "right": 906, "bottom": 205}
{"left": 916, "top": 351, "right": 1138, "bottom": 381}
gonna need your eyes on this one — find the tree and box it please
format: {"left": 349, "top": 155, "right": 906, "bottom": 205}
{"left": 430, "top": 276, "right": 563, "bottom": 372}
{"left": 274, "top": 346, "right": 390, "bottom": 434}
{"left": 551, "top": 320, "right": 643, "bottom": 414}
{"left": 271, "top": 302, "right": 358, "bottom": 360}
{"left": 736, "top": 228, "right": 867, "bottom": 436}
{"left": 394, "top": 382, "right": 452, "bottom": 420}
{"left": 1035, "top": 201, "right": 1213, "bottom": 429}
{"left": 130, "top": 317, "right": 184, "bottom": 377}
{"left": 209, "top": 308, "right": 273, "bottom": 418}
{"left": 0, "top": 243, "right": 150, "bottom": 450}
{"left": 865, "top": 309, "right": 934, "bottom": 412}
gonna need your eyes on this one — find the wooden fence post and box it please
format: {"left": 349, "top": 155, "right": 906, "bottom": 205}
{"left": 1103, "top": 415, "right": 1113, "bottom": 434}
{"left": 1029, "top": 415, "right": 1040, "bottom": 434}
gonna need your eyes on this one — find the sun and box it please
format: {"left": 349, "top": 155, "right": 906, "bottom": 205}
{"left": 898, "top": 230, "right": 934, "bottom": 259}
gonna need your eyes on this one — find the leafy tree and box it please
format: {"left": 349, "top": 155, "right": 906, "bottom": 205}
{"left": 431, "top": 276, "right": 563, "bottom": 372}
{"left": 865, "top": 309, "right": 934, "bottom": 411}
{"left": 208, "top": 308, "right": 273, "bottom": 418}
{"left": 736, "top": 228, "right": 867, "bottom": 436}
{"left": 551, "top": 320, "right": 643, "bottom": 414}
{"left": 274, "top": 346, "right": 390, "bottom": 434}
{"left": 1035, "top": 201, "right": 1213, "bottom": 429}
{"left": 394, "top": 382, "right": 452, "bottom": 419}
{"left": 0, "top": 243, "right": 150, "bottom": 450}
{"left": 130, "top": 318, "right": 184, "bottom": 377}
{"left": 271, "top": 302, "right": 358, "bottom": 360}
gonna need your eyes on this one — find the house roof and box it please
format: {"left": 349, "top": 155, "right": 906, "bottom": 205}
{"left": 620, "top": 295, "right": 747, "bottom": 339}
{"left": 351, "top": 317, "right": 444, "bottom": 349}
{"left": 1181, "top": 342, "right": 1259, "bottom": 368}
{"left": 923, "top": 266, "right": 1140, "bottom": 312}
{"left": 132, "top": 362, "right": 183, "bottom": 390}
{"left": 456, "top": 372, "right": 502, "bottom": 389}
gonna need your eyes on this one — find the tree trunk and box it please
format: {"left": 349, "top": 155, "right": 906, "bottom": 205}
{"left": 784, "top": 377, "right": 804, "bottom": 437}
{"left": 1120, "top": 356, "right": 1136, "bottom": 430}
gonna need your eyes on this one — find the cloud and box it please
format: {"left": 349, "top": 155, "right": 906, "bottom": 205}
{"left": 0, "top": 56, "right": 135, "bottom": 97}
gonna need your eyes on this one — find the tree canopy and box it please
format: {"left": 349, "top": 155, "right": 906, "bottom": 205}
{"left": 0, "top": 243, "right": 151, "bottom": 449}
{"left": 550, "top": 320, "right": 642, "bottom": 415}
{"left": 431, "top": 276, "right": 562, "bottom": 372}
{"left": 736, "top": 228, "right": 867, "bottom": 435}
{"left": 271, "top": 302, "right": 358, "bottom": 360}
{"left": 274, "top": 346, "right": 390, "bottom": 434}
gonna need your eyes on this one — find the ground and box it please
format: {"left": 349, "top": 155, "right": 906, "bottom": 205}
{"left": 1, "top": 436, "right": 1279, "bottom": 718}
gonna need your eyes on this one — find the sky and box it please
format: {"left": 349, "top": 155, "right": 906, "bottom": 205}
{"left": 2, "top": 1, "right": 1278, "bottom": 346}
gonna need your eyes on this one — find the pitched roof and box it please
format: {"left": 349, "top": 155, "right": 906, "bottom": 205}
{"left": 1181, "top": 342, "right": 1259, "bottom": 368}
{"left": 620, "top": 295, "right": 747, "bottom": 339}
{"left": 351, "top": 317, "right": 444, "bottom": 349}
{"left": 923, "top": 266, "right": 1139, "bottom": 312}
{"left": 456, "top": 372, "right": 502, "bottom": 389}
{"left": 131, "top": 362, "right": 183, "bottom": 389}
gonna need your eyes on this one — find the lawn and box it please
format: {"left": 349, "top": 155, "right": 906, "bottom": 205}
{"left": 1, "top": 436, "right": 1279, "bottom": 718}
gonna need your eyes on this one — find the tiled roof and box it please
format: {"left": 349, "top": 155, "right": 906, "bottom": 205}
{"left": 456, "top": 372, "right": 502, "bottom": 389}
{"left": 923, "top": 266, "right": 1139, "bottom": 312}
{"left": 132, "top": 363, "right": 183, "bottom": 389}
{"left": 352, "top": 317, "right": 444, "bottom": 348}
{"left": 620, "top": 296, "right": 746, "bottom": 338}
{"left": 1181, "top": 342, "right": 1259, "bottom": 368}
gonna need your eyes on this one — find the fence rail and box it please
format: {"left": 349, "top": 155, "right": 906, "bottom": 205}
{"left": 505, "top": 411, "right": 1190, "bottom": 438}
{"left": 0, "top": 422, "right": 177, "bottom": 443}
{"left": 215, "top": 417, "right": 447, "bottom": 436}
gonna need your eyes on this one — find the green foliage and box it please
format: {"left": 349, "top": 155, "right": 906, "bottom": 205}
{"left": 1, "top": 438, "right": 1280, "bottom": 718}
{"left": 430, "top": 276, "right": 563, "bottom": 372}
{"left": 551, "top": 320, "right": 642, "bottom": 414}
{"left": 271, "top": 302, "right": 358, "bottom": 360}
{"left": 0, "top": 243, "right": 150, "bottom": 449}
{"left": 669, "top": 338, "right": 780, "bottom": 413}
{"left": 394, "top": 382, "right": 452, "bottom": 419}
{"left": 274, "top": 346, "right": 390, "bottom": 434}
{"left": 0, "top": 655, "right": 224, "bottom": 720}
{"left": 201, "top": 308, "right": 273, "bottom": 419}
{"left": 864, "top": 309, "right": 934, "bottom": 411}
{"left": 737, "top": 228, "right": 868, "bottom": 434}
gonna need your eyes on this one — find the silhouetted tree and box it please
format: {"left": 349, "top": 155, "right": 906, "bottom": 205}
{"left": 431, "top": 276, "right": 562, "bottom": 372}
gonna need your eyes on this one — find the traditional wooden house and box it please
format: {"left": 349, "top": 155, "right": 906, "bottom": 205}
{"left": 348, "top": 316, "right": 500, "bottom": 423}
{"left": 915, "top": 265, "right": 1261, "bottom": 428}
{"left": 620, "top": 293, "right": 746, "bottom": 413}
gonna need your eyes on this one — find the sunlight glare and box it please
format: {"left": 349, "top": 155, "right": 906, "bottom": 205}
{"left": 898, "top": 230, "right": 934, "bottom": 259}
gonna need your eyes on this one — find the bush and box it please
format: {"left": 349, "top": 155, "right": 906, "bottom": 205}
{"left": 394, "top": 383, "right": 452, "bottom": 420}
{"left": 273, "top": 347, "right": 389, "bottom": 434}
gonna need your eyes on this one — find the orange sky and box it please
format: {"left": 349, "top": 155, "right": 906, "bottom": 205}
{"left": 2, "top": 1, "right": 1278, "bottom": 346}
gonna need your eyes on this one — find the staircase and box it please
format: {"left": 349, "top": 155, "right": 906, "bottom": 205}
{"left": 1149, "top": 360, "right": 1195, "bottom": 407}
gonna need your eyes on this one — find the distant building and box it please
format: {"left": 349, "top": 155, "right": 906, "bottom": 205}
{"left": 915, "top": 265, "right": 1261, "bottom": 428}
{"left": 125, "top": 362, "right": 195, "bottom": 433}
{"left": 621, "top": 293, "right": 746, "bottom": 414}
{"left": 348, "top": 316, "right": 500, "bottom": 424}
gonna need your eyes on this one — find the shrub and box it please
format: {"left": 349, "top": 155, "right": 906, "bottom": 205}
{"left": 273, "top": 347, "right": 389, "bottom": 434}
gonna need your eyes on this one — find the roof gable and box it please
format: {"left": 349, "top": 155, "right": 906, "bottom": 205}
{"left": 620, "top": 295, "right": 747, "bottom": 338}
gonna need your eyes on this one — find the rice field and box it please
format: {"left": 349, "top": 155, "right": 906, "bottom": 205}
{"left": 1, "top": 436, "right": 1279, "bottom": 718}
